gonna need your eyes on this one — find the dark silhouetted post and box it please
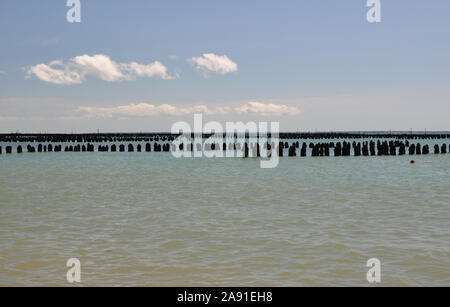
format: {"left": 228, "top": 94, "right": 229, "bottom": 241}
{"left": 334, "top": 142, "right": 342, "bottom": 157}
{"left": 434, "top": 144, "right": 440, "bottom": 155}
{"left": 301, "top": 143, "right": 307, "bottom": 157}
{"left": 409, "top": 144, "right": 416, "bottom": 155}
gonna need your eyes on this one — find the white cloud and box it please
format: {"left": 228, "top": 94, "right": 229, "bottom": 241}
{"left": 77, "top": 103, "right": 229, "bottom": 118}
{"left": 77, "top": 101, "right": 301, "bottom": 118}
{"left": 121, "top": 61, "right": 179, "bottom": 80}
{"left": 0, "top": 70, "right": 7, "bottom": 76}
{"left": 72, "top": 55, "right": 123, "bottom": 82}
{"left": 27, "top": 62, "right": 83, "bottom": 85}
{"left": 189, "top": 53, "right": 238, "bottom": 76}
{"left": 235, "top": 101, "right": 302, "bottom": 116}
{"left": 27, "top": 54, "right": 178, "bottom": 85}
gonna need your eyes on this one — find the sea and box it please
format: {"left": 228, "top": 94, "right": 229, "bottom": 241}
{"left": 0, "top": 138, "right": 449, "bottom": 286}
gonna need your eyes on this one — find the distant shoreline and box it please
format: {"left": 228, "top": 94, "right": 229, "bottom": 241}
{"left": 1, "top": 131, "right": 449, "bottom": 143}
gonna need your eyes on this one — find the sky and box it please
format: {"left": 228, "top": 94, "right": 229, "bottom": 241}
{"left": 0, "top": 0, "right": 449, "bottom": 133}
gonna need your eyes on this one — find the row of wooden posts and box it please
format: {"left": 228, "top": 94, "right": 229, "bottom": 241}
{"left": 1, "top": 140, "right": 449, "bottom": 156}
{"left": 0, "top": 143, "right": 169, "bottom": 154}
{"left": 273, "top": 141, "right": 449, "bottom": 157}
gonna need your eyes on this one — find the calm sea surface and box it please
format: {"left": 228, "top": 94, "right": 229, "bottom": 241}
{"left": 0, "top": 141, "right": 449, "bottom": 286}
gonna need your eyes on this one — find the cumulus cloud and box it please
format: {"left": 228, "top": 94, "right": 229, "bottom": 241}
{"left": 189, "top": 53, "right": 238, "bottom": 76}
{"left": 27, "top": 54, "right": 178, "bottom": 85}
{"left": 77, "top": 101, "right": 301, "bottom": 118}
{"left": 121, "top": 61, "right": 178, "bottom": 80}
{"left": 27, "top": 61, "right": 84, "bottom": 85}
{"left": 235, "top": 101, "right": 302, "bottom": 116}
{"left": 0, "top": 70, "right": 7, "bottom": 76}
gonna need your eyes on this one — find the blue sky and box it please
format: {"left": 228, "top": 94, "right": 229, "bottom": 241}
{"left": 0, "top": 0, "right": 449, "bottom": 132}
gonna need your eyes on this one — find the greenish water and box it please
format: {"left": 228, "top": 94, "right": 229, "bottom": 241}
{"left": 0, "top": 148, "right": 449, "bottom": 286}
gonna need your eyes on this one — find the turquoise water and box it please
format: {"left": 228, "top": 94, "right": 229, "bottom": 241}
{"left": 0, "top": 145, "right": 449, "bottom": 286}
